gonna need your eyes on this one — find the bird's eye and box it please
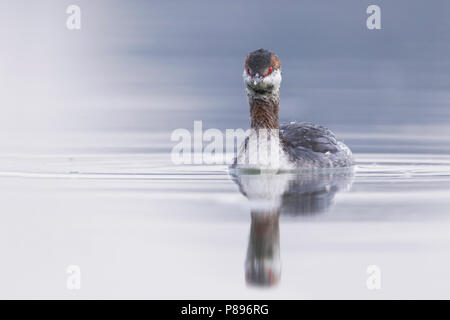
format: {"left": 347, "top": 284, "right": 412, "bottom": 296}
{"left": 267, "top": 67, "right": 273, "bottom": 76}
{"left": 247, "top": 68, "right": 251, "bottom": 75}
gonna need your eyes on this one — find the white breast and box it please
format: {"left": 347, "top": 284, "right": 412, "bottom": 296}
{"left": 235, "top": 129, "right": 293, "bottom": 171}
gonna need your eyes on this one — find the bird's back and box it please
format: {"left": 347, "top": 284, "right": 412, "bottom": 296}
{"left": 280, "top": 122, "right": 354, "bottom": 168}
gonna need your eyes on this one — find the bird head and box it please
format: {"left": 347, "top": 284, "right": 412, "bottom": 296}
{"left": 243, "top": 48, "right": 282, "bottom": 95}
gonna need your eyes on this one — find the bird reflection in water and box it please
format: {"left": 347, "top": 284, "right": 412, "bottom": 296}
{"left": 230, "top": 169, "right": 354, "bottom": 287}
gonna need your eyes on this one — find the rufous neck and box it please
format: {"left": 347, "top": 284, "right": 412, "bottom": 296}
{"left": 249, "top": 97, "right": 280, "bottom": 130}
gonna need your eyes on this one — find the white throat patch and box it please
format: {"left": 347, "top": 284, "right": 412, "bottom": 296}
{"left": 243, "top": 69, "right": 282, "bottom": 98}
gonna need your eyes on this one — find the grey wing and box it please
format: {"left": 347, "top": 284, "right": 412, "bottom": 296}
{"left": 280, "top": 122, "right": 339, "bottom": 153}
{"left": 280, "top": 122, "right": 353, "bottom": 168}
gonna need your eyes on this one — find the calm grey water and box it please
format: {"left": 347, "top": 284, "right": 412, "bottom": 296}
{"left": 0, "top": 0, "right": 450, "bottom": 298}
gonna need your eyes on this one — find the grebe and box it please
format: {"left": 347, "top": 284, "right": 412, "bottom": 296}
{"left": 234, "top": 49, "right": 354, "bottom": 170}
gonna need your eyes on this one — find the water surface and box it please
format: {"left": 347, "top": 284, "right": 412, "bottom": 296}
{"left": 1, "top": 132, "right": 450, "bottom": 299}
